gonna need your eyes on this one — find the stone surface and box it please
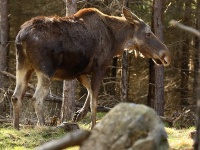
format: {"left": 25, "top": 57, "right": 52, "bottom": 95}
{"left": 80, "top": 103, "right": 169, "bottom": 150}
{"left": 57, "top": 122, "right": 80, "bottom": 132}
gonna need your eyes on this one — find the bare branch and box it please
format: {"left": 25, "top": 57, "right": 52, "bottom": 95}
{"left": 0, "top": 87, "right": 62, "bottom": 103}
{"left": 169, "top": 20, "right": 200, "bottom": 38}
{"left": 0, "top": 70, "right": 35, "bottom": 89}
{"left": 0, "top": 70, "right": 15, "bottom": 79}
{"left": 0, "top": 71, "right": 63, "bottom": 102}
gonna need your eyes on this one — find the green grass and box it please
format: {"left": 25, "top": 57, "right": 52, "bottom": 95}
{"left": 166, "top": 127, "right": 195, "bottom": 150}
{"left": 0, "top": 126, "right": 66, "bottom": 150}
{"left": 0, "top": 113, "right": 195, "bottom": 150}
{"left": 0, "top": 112, "right": 106, "bottom": 150}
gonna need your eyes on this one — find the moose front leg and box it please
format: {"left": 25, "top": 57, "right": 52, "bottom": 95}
{"left": 90, "top": 70, "right": 105, "bottom": 128}
{"left": 73, "top": 75, "right": 91, "bottom": 122}
{"left": 33, "top": 72, "right": 51, "bottom": 126}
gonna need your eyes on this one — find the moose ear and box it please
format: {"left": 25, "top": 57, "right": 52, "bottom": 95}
{"left": 122, "top": 7, "right": 141, "bottom": 25}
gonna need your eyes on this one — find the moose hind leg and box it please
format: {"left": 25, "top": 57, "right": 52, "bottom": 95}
{"left": 12, "top": 68, "right": 33, "bottom": 130}
{"left": 73, "top": 75, "right": 92, "bottom": 122}
{"left": 33, "top": 72, "right": 51, "bottom": 126}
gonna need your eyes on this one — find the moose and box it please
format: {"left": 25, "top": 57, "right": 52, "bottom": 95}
{"left": 12, "top": 7, "right": 171, "bottom": 129}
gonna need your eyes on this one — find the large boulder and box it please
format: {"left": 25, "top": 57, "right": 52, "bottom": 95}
{"left": 80, "top": 103, "right": 169, "bottom": 150}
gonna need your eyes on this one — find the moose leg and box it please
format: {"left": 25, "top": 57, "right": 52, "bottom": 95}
{"left": 12, "top": 68, "right": 33, "bottom": 130}
{"left": 73, "top": 75, "right": 91, "bottom": 122}
{"left": 33, "top": 72, "right": 51, "bottom": 126}
{"left": 90, "top": 71, "right": 105, "bottom": 128}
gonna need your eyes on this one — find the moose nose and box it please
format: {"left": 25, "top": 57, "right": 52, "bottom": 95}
{"left": 160, "top": 50, "right": 171, "bottom": 66}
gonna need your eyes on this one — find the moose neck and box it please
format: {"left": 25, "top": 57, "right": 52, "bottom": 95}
{"left": 104, "top": 15, "right": 134, "bottom": 56}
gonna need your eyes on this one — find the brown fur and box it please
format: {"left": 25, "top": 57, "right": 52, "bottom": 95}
{"left": 12, "top": 7, "right": 171, "bottom": 129}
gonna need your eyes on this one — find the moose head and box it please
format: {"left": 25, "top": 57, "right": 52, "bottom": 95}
{"left": 123, "top": 7, "right": 171, "bottom": 66}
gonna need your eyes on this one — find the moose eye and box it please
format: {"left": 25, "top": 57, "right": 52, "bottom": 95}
{"left": 146, "top": 33, "right": 151, "bottom": 38}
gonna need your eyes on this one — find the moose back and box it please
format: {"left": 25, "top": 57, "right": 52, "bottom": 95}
{"left": 12, "top": 7, "right": 171, "bottom": 129}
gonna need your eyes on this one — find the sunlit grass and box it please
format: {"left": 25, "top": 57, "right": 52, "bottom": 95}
{"left": 166, "top": 127, "right": 195, "bottom": 150}
{"left": 0, "top": 112, "right": 106, "bottom": 150}
{"left": 0, "top": 113, "right": 195, "bottom": 150}
{"left": 0, "top": 126, "right": 66, "bottom": 150}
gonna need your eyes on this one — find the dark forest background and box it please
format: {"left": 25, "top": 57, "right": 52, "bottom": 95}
{"left": 0, "top": 0, "right": 199, "bottom": 128}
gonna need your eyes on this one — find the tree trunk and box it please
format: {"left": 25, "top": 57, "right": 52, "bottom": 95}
{"left": 150, "top": 0, "right": 165, "bottom": 116}
{"left": 180, "top": 0, "right": 191, "bottom": 106}
{"left": 123, "top": 0, "right": 129, "bottom": 7}
{"left": 121, "top": 51, "right": 128, "bottom": 102}
{"left": 0, "top": 0, "right": 8, "bottom": 118}
{"left": 194, "top": 1, "right": 200, "bottom": 149}
{"left": 65, "top": 0, "right": 77, "bottom": 16}
{"left": 147, "top": 1, "right": 156, "bottom": 108}
{"left": 106, "top": 57, "right": 118, "bottom": 95}
{"left": 110, "top": 57, "right": 118, "bottom": 95}
{"left": 121, "top": 0, "right": 129, "bottom": 102}
{"left": 61, "top": 80, "right": 76, "bottom": 121}
{"left": 147, "top": 59, "right": 155, "bottom": 107}
{"left": 193, "top": 0, "right": 200, "bottom": 105}
{"left": 61, "top": 0, "right": 77, "bottom": 122}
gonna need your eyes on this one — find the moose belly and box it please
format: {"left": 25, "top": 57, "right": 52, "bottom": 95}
{"left": 53, "top": 62, "right": 90, "bottom": 80}
{"left": 52, "top": 69, "right": 75, "bottom": 80}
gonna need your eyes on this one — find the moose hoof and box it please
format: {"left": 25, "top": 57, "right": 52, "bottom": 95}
{"left": 73, "top": 109, "right": 88, "bottom": 122}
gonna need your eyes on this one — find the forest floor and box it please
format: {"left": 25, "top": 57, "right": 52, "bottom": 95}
{"left": 0, "top": 112, "right": 195, "bottom": 150}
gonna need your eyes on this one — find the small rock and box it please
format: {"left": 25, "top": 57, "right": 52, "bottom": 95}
{"left": 57, "top": 122, "right": 79, "bottom": 132}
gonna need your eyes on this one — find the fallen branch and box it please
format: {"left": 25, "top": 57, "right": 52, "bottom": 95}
{"left": 0, "top": 70, "right": 35, "bottom": 89}
{"left": 0, "top": 71, "right": 63, "bottom": 102}
{"left": 0, "top": 70, "right": 16, "bottom": 79}
{"left": 0, "top": 88, "right": 62, "bottom": 103}
{"left": 35, "top": 130, "right": 90, "bottom": 150}
{"left": 0, "top": 118, "right": 12, "bottom": 123}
